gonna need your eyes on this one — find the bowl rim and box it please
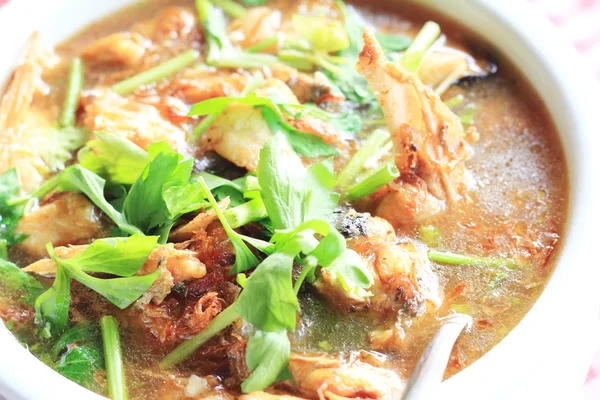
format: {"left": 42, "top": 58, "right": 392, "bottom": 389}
{"left": 0, "top": 0, "right": 599, "bottom": 399}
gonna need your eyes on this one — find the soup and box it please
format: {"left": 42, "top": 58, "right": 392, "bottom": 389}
{"left": 0, "top": 0, "right": 567, "bottom": 398}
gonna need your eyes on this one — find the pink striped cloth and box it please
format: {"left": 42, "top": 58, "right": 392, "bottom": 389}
{"left": 0, "top": 0, "right": 599, "bottom": 397}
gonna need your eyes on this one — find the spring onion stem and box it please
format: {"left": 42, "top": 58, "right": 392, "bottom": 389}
{"left": 209, "top": 50, "right": 279, "bottom": 69}
{"left": 7, "top": 172, "right": 64, "bottom": 206}
{"left": 0, "top": 239, "right": 7, "bottom": 260}
{"left": 400, "top": 21, "right": 441, "bottom": 73}
{"left": 344, "top": 163, "right": 400, "bottom": 201}
{"left": 224, "top": 198, "right": 267, "bottom": 229}
{"left": 59, "top": 58, "right": 83, "bottom": 127}
{"left": 246, "top": 35, "right": 280, "bottom": 53}
{"left": 428, "top": 250, "right": 518, "bottom": 270}
{"left": 160, "top": 304, "right": 240, "bottom": 368}
{"left": 212, "top": 0, "right": 247, "bottom": 18}
{"left": 444, "top": 94, "right": 465, "bottom": 109}
{"left": 337, "top": 129, "right": 390, "bottom": 188}
{"left": 100, "top": 316, "right": 127, "bottom": 400}
{"left": 293, "top": 260, "right": 317, "bottom": 295}
{"left": 112, "top": 50, "right": 199, "bottom": 96}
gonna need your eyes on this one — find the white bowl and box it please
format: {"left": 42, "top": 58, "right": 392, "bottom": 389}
{"left": 1, "top": 0, "right": 599, "bottom": 399}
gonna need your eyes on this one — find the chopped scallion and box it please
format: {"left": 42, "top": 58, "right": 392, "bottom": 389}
{"left": 160, "top": 305, "right": 240, "bottom": 369}
{"left": 212, "top": 0, "right": 247, "bottom": 18}
{"left": 400, "top": 21, "right": 441, "bottom": 73}
{"left": 223, "top": 198, "right": 268, "bottom": 229}
{"left": 444, "top": 94, "right": 465, "bottom": 109}
{"left": 337, "top": 129, "right": 390, "bottom": 188}
{"left": 100, "top": 316, "right": 127, "bottom": 400}
{"left": 112, "top": 50, "right": 199, "bottom": 96}
{"left": 344, "top": 163, "right": 399, "bottom": 201}
{"left": 246, "top": 35, "right": 280, "bottom": 53}
{"left": 428, "top": 250, "right": 518, "bottom": 270}
{"left": 59, "top": 58, "right": 84, "bottom": 128}
{"left": 419, "top": 225, "right": 442, "bottom": 247}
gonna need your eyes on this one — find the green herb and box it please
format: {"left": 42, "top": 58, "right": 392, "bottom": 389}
{"left": 445, "top": 94, "right": 465, "bottom": 109}
{"left": 328, "top": 0, "right": 373, "bottom": 103}
{"left": 400, "top": 21, "right": 441, "bottom": 73}
{"left": 304, "top": 104, "right": 362, "bottom": 135}
{"left": 459, "top": 103, "right": 477, "bottom": 125}
{"left": 191, "top": 172, "right": 246, "bottom": 206}
{"left": 197, "top": 177, "right": 260, "bottom": 273}
{"left": 291, "top": 14, "right": 349, "bottom": 53}
{"left": 101, "top": 316, "right": 127, "bottom": 400}
{"left": 188, "top": 93, "right": 277, "bottom": 117}
{"left": 41, "top": 127, "right": 89, "bottom": 172}
{"left": 343, "top": 163, "right": 399, "bottom": 201}
{"left": 43, "top": 236, "right": 160, "bottom": 310}
{"left": 78, "top": 132, "right": 150, "bottom": 185}
{"left": 123, "top": 143, "right": 195, "bottom": 234}
{"left": 236, "top": 252, "right": 299, "bottom": 331}
{"left": 212, "top": 0, "right": 247, "bottom": 17}
{"left": 240, "top": 0, "right": 264, "bottom": 4}
{"left": 0, "top": 258, "right": 44, "bottom": 306}
{"left": 55, "top": 344, "right": 104, "bottom": 392}
{"left": 337, "top": 129, "right": 391, "bottom": 188}
{"left": 59, "top": 58, "right": 84, "bottom": 128}
{"left": 52, "top": 321, "right": 100, "bottom": 359}
{"left": 257, "top": 133, "right": 332, "bottom": 230}
{"left": 428, "top": 250, "right": 518, "bottom": 270}
{"left": 49, "top": 235, "right": 158, "bottom": 277}
{"left": 241, "top": 330, "right": 292, "bottom": 393}
{"left": 0, "top": 239, "right": 7, "bottom": 260}
{"left": 375, "top": 32, "right": 411, "bottom": 54}
{"left": 35, "top": 263, "right": 71, "bottom": 337}
{"left": 112, "top": 50, "right": 199, "bottom": 96}
{"left": 246, "top": 35, "right": 279, "bottom": 53}
{"left": 261, "top": 107, "right": 339, "bottom": 158}
{"left": 419, "top": 225, "right": 443, "bottom": 247}
{"left": 196, "top": 0, "right": 278, "bottom": 68}
{"left": 57, "top": 165, "right": 142, "bottom": 236}
{"left": 0, "top": 168, "right": 27, "bottom": 245}
{"left": 323, "top": 248, "right": 373, "bottom": 296}
{"left": 190, "top": 73, "right": 265, "bottom": 139}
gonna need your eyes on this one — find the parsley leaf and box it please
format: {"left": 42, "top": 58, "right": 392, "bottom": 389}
{"left": 78, "top": 132, "right": 149, "bottom": 185}
{"left": 197, "top": 177, "right": 260, "bottom": 273}
{"left": 55, "top": 235, "right": 158, "bottom": 277}
{"left": 188, "top": 94, "right": 279, "bottom": 117}
{"left": 261, "top": 107, "right": 339, "bottom": 158}
{"left": 375, "top": 32, "right": 411, "bottom": 53}
{"left": 257, "top": 133, "right": 338, "bottom": 230}
{"left": 323, "top": 248, "right": 373, "bottom": 296}
{"left": 0, "top": 258, "right": 44, "bottom": 306}
{"left": 0, "top": 168, "right": 26, "bottom": 245}
{"left": 35, "top": 263, "right": 71, "bottom": 337}
{"left": 235, "top": 252, "right": 299, "bottom": 331}
{"left": 123, "top": 143, "right": 194, "bottom": 234}
{"left": 55, "top": 344, "right": 104, "bottom": 392}
{"left": 328, "top": 0, "right": 373, "bottom": 104}
{"left": 47, "top": 240, "right": 160, "bottom": 310}
{"left": 241, "top": 330, "right": 292, "bottom": 393}
{"left": 57, "top": 165, "right": 141, "bottom": 236}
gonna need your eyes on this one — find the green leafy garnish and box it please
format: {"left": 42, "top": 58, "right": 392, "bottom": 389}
{"left": 261, "top": 106, "right": 339, "bottom": 158}
{"left": 428, "top": 250, "right": 518, "bottom": 270}
{"left": 55, "top": 344, "right": 104, "bottom": 392}
{"left": 197, "top": 177, "right": 260, "bottom": 273}
{"left": 236, "top": 252, "right": 299, "bottom": 331}
{"left": 123, "top": 143, "right": 196, "bottom": 234}
{"left": 375, "top": 32, "right": 411, "bottom": 54}
{"left": 328, "top": 0, "right": 373, "bottom": 103}
{"left": 0, "top": 168, "right": 26, "bottom": 245}
{"left": 241, "top": 330, "right": 292, "bottom": 393}
{"left": 291, "top": 14, "right": 349, "bottom": 53}
{"left": 78, "top": 132, "right": 150, "bottom": 185}
{"left": 343, "top": 162, "right": 399, "bottom": 201}
{"left": 35, "top": 263, "right": 71, "bottom": 337}
{"left": 0, "top": 258, "right": 44, "bottom": 306}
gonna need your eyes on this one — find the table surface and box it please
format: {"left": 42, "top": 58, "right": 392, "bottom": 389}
{"left": 0, "top": 0, "right": 599, "bottom": 398}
